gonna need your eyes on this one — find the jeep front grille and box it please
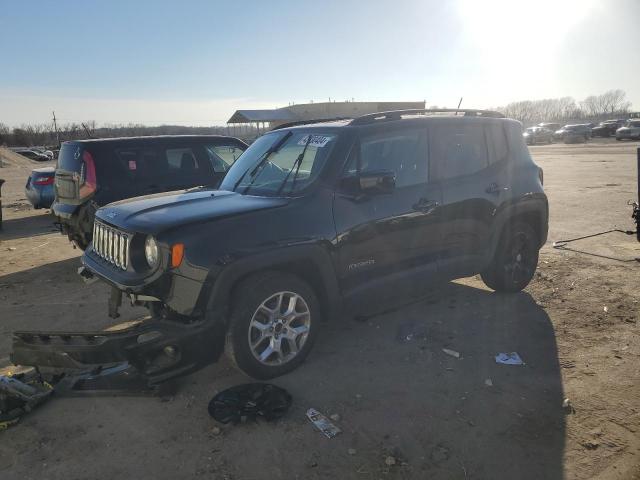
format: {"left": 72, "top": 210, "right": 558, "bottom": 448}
{"left": 92, "top": 221, "right": 130, "bottom": 270}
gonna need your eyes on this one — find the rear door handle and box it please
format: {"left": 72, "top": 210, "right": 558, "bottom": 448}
{"left": 413, "top": 198, "right": 439, "bottom": 212}
{"left": 486, "top": 182, "right": 509, "bottom": 194}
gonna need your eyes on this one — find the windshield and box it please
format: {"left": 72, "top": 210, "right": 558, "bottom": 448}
{"left": 625, "top": 120, "right": 640, "bottom": 128}
{"left": 220, "top": 130, "right": 338, "bottom": 196}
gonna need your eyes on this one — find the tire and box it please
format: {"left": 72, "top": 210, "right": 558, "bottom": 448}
{"left": 481, "top": 222, "right": 539, "bottom": 293}
{"left": 225, "top": 271, "right": 320, "bottom": 379}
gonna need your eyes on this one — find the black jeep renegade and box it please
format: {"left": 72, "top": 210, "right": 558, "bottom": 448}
{"left": 80, "top": 109, "right": 548, "bottom": 380}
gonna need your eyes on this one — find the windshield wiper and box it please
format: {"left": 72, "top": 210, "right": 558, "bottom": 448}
{"left": 275, "top": 134, "right": 312, "bottom": 196}
{"left": 233, "top": 131, "right": 292, "bottom": 194}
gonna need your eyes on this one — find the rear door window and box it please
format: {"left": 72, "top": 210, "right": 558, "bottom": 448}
{"left": 430, "top": 123, "right": 488, "bottom": 180}
{"left": 116, "top": 144, "right": 214, "bottom": 189}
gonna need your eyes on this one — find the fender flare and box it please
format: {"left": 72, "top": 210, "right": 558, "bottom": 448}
{"left": 487, "top": 196, "right": 549, "bottom": 262}
{"left": 202, "top": 243, "right": 342, "bottom": 322}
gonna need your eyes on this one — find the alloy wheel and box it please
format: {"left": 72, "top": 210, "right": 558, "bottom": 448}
{"left": 248, "top": 291, "right": 311, "bottom": 365}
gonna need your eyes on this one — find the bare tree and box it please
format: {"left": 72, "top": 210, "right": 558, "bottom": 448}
{"left": 600, "top": 89, "right": 631, "bottom": 115}
{"left": 581, "top": 90, "right": 631, "bottom": 117}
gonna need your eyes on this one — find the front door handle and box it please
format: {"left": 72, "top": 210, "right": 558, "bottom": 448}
{"left": 486, "top": 182, "right": 510, "bottom": 194}
{"left": 413, "top": 198, "right": 439, "bottom": 212}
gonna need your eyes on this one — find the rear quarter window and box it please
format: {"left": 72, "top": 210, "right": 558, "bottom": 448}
{"left": 486, "top": 123, "right": 509, "bottom": 164}
{"left": 506, "top": 123, "right": 532, "bottom": 160}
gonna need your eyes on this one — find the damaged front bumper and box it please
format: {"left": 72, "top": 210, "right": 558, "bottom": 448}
{"left": 11, "top": 316, "right": 224, "bottom": 385}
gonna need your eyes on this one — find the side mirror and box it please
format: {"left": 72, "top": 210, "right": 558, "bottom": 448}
{"left": 342, "top": 170, "right": 396, "bottom": 195}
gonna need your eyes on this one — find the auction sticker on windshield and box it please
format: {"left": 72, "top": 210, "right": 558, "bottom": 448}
{"left": 297, "top": 135, "right": 333, "bottom": 148}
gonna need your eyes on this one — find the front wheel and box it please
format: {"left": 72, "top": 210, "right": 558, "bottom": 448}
{"left": 225, "top": 272, "right": 320, "bottom": 379}
{"left": 481, "top": 222, "right": 539, "bottom": 293}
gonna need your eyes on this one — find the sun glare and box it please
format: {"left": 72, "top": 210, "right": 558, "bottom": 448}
{"left": 458, "top": 0, "right": 596, "bottom": 58}
{"left": 456, "top": 0, "right": 598, "bottom": 100}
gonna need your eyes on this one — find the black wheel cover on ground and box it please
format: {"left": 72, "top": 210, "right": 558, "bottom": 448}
{"left": 208, "top": 383, "right": 292, "bottom": 424}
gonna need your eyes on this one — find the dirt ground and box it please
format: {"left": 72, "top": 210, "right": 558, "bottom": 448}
{"left": 0, "top": 140, "right": 639, "bottom": 480}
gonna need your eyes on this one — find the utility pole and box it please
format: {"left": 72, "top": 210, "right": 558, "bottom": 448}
{"left": 52, "top": 111, "right": 60, "bottom": 147}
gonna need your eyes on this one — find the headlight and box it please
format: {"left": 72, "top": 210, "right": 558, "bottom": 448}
{"left": 144, "top": 236, "right": 159, "bottom": 268}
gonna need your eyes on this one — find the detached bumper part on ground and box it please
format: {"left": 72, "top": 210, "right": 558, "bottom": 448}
{"left": 11, "top": 316, "right": 224, "bottom": 385}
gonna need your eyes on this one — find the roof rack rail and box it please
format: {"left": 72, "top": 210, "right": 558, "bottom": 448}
{"left": 350, "top": 108, "right": 505, "bottom": 126}
{"left": 270, "top": 117, "right": 352, "bottom": 131}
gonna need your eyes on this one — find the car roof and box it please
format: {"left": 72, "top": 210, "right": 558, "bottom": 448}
{"left": 275, "top": 114, "right": 515, "bottom": 134}
{"left": 64, "top": 135, "right": 242, "bottom": 145}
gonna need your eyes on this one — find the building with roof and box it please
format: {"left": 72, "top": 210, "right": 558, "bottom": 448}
{"left": 227, "top": 101, "right": 426, "bottom": 137}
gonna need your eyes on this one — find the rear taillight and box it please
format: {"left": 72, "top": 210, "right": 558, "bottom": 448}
{"left": 538, "top": 167, "right": 544, "bottom": 185}
{"left": 34, "top": 176, "right": 54, "bottom": 186}
{"left": 79, "top": 150, "right": 97, "bottom": 198}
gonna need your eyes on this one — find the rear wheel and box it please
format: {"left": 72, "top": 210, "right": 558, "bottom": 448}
{"left": 481, "top": 222, "right": 539, "bottom": 293}
{"left": 225, "top": 271, "right": 320, "bottom": 379}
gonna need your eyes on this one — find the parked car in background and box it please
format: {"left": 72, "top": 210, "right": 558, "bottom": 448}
{"left": 74, "top": 109, "right": 548, "bottom": 380}
{"left": 25, "top": 167, "right": 56, "bottom": 209}
{"left": 523, "top": 126, "right": 553, "bottom": 145}
{"left": 615, "top": 119, "right": 640, "bottom": 141}
{"left": 538, "top": 122, "right": 561, "bottom": 133}
{"left": 53, "top": 135, "right": 248, "bottom": 249}
{"left": 18, "top": 149, "right": 52, "bottom": 162}
{"left": 554, "top": 124, "right": 591, "bottom": 143}
{"left": 592, "top": 119, "right": 626, "bottom": 137}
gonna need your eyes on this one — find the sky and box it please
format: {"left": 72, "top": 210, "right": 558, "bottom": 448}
{"left": 1, "top": 0, "right": 639, "bottom": 127}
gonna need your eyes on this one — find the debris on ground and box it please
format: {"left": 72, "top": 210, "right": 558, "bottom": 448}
{"left": 396, "top": 322, "right": 428, "bottom": 343}
{"left": 0, "top": 366, "right": 54, "bottom": 429}
{"left": 306, "top": 408, "right": 342, "bottom": 438}
{"left": 562, "top": 397, "right": 576, "bottom": 414}
{"left": 582, "top": 439, "right": 600, "bottom": 450}
{"left": 484, "top": 378, "right": 493, "bottom": 387}
{"left": 442, "top": 348, "right": 461, "bottom": 359}
{"left": 385, "top": 455, "right": 397, "bottom": 466}
{"left": 348, "top": 448, "right": 357, "bottom": 455}
{"left": 329, "top": 413, "right": 341, "bottom": 421}
{"left": 495, "top": 352, "right": 525, "bottom": 365}
{"left": 207, "top": 383, "right": 292, "bottom": 425}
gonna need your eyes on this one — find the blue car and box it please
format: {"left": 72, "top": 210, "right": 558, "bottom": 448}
{"left": 25, "top": 167, "right": 55, "bottom": 209}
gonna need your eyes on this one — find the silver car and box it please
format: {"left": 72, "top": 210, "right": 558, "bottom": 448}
{"left": 615, "top": 119, "right": 640, "bottom": 141}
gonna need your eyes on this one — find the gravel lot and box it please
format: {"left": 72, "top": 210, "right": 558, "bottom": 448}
{"left": 0, "top": 140, "right": 639, "bottom": 480}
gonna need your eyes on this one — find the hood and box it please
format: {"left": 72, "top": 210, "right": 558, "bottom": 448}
{"left": 96, "top": 189, "right": 288, "bottom": 234}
